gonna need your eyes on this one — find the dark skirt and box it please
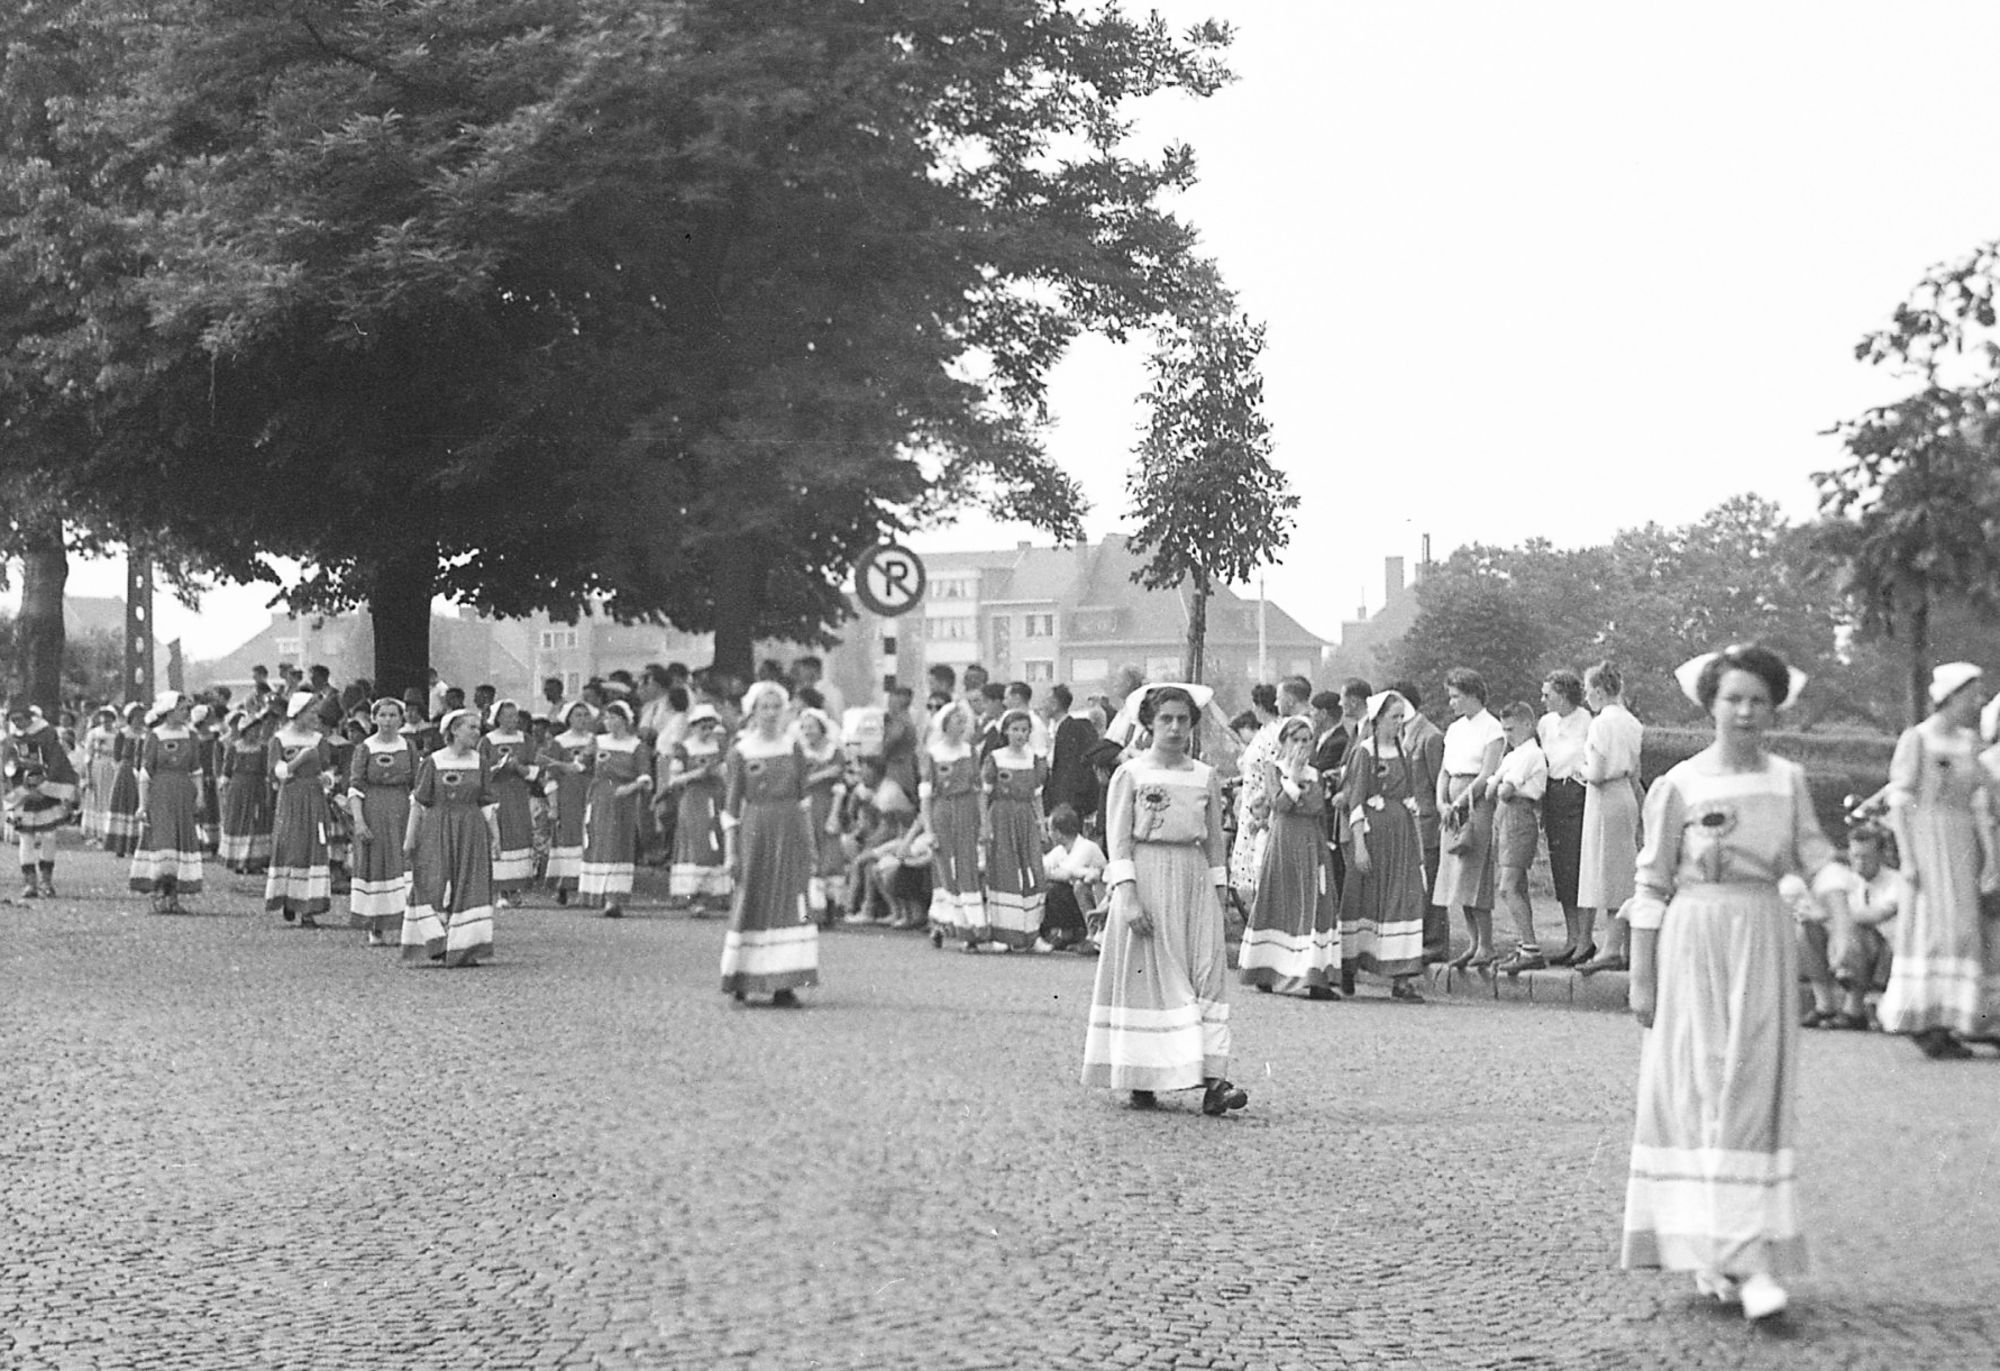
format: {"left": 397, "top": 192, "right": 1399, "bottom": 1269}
{"left": 1542, "top": 778, "right": 1585, "bottom": 907}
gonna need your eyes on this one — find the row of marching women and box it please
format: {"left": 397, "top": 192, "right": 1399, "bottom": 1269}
{"left": 915, "top": 700, "right": 1059, "bottom": 953}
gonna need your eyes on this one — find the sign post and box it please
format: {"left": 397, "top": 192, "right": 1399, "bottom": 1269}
{"left": 853, "top": 543, "right": 927, "bottom": 690}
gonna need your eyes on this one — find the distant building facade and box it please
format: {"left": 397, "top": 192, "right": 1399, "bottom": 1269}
{"left": 825, "top": 534, "right": 1327, "bottom": 713}
{"left": 1322, "top": 555, "right": 1424, "bottom": 685}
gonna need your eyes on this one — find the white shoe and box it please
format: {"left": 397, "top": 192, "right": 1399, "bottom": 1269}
{"left": 1739, "top": 1273, "right": 1787, "bottom": 1322}
{"left": 1693, "top": 1269, "right": 1739, "bottom": 1304}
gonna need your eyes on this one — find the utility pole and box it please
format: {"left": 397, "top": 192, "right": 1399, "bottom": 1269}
{"left": 125, "top": 550, "right": 154, "bottom": 703}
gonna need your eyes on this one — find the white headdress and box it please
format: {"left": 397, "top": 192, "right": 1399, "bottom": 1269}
{"left": 1673, "top": 648, "right": 1808, "bottom": 708}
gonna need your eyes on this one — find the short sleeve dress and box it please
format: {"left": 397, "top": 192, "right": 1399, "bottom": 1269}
{"left": 718, "top": 738, "right": 820, "bottom": 997}
{"left": 129, "top": 729, "right": 205, "bottom": 901}
{"left": 264, "top": 732, "right": 334, "bottom": 924}
{"left": 347, "top": 735, "right": 416, "bottom": 935}
{"left": 1337, "top": 739, "right": 1427, "bottom": 977}
{"left": 580, "top": 735, "right": 655, "bottom": 911}
{"left": 1240, "top": 754, "right": 1341, "bottom": 993}
{"left": 403, "top": 749, "right": 496, "bottom": 968}
{"left": 480, "top": 729, "right": 540, "bottom": 892}
{"left": 981, "top": 750, "right": 1048, "bottom": 949}
{"left": 668, "top": 741, "right": 732, "bottom": 904}
{"left": 922, "top": 747, "right": 984, "bottom": 940}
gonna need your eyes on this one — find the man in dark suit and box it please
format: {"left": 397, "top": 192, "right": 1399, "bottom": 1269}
{"left": 1044, "top": 684, "right": 1100, "bottom": 819}
{"left": 1393, "top": 677, "right": 1449, "bottom": 964}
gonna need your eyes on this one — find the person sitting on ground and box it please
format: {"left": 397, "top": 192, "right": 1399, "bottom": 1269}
{"left": 1042, "top": 802, "right": 1107, "bottom": 952}
{"left": 1822, "top": 824, "right": 1901, "bottom": 1030}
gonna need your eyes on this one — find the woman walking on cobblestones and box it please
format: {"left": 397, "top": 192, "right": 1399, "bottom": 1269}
{"left": 1239, "top": 715, "right": 1341, "bottom": 998}
{"left": 218, "top": 707, "right": 275, "bottom": 874}
{"left": 1878, "top": 662, "right": 1998, "bottom": 1058}
{"left": 129, "top": 692, "right": 206, "bottom": 914}
{"left": 795, "top": 708, "right": 846, "bottom": 923}
{"left": 665, "top": 706, "right": 731, "bottom": 911}
{"left": 539, "top": 702, "right": 596, "bottom": 905}
{"left": 264, "top": 692, "right": 336, "bottom": 927}
{"left": 1338, "top": 692, "right": 1428, "bottom": 1000}
{"left": 346, "top": 698, "right": 416, "bottom": 947}
{"left": 720, "top": 681, "right": 819, "bottom": 1005}
{"left": 921, "top": 700, "right": 985, "bottom": 949}
{"left": 981, "top": 708, "right": 1048, "bottom": 950}
{"left": 103, "top": 704, "right": 145, "bottom": 858}
{"left": 481, "top": 700, "right": 539, "bottom": 905}
{"left": 1621, "top": 645, "right": 1844, "bottom": 1324}
{"left": 402, "top": 708, "right": 499, "bottom": 967}
{"left": 579, "top": 700, "right": 654, "bottom": 918}
{"left": 78, "top": 707, "right": 118, "bottom": 844}
{"left": 1081, "top": 685, "right": 1247, "bottom": 1117}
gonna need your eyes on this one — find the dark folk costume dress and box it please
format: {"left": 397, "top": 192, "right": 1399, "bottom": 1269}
{"left": 1240, "top": 756, "right": 1342, "bottom": 992}
{"left": 580, "top": 735, "right": 654, "bottom": 909}
{"left": 481, "top": 729, "right": 539, "bottom": 893}
{"left": 1081, "top": 757, "right": 1233, "bottom": 1092}
{"left": 668, "top": 741, "right": 731, "bottom": 903}
{"left": 264, "top": 731, "right": 335, "bottom": 923}
{"left": 982, "top": 749, "right": 1048, "bottom": 949}
{"left": 402, "top": 749, "right": 496, "bottom": 967}
{"left": 923, "top": 746, "right": 984, "bottom": 940}
{"left": 219, "top": 731, "right": 275, "bottom": 873}
{"left": 194, "top": 730, "right": 223, "bottom": 853}
{"left": 540, "top": 729, "right": 595, "bottom": 894}
{"left": 718, "top": 736, "right": 819, "bottom": 996}
{"left": 1620, "top": 754, "right": 1840, "bottom": 1279}
{"left": 128, "top": 729, "right": 205, "bottom": 900}
{"left": 103, "top": 728, "right": 145, "bottom": 858}
{"left": 1337, "top": 739, "right": 1427, "bottom": 976}
{"left": 801, "top": 746, "right": 845, "bottom": 920}
{"left": 347, "top": 735, "right": 416, "bottom": 935}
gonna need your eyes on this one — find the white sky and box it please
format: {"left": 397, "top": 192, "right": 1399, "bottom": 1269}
{"left": 18, "top": 1, "right": 2000, "bottom": 657}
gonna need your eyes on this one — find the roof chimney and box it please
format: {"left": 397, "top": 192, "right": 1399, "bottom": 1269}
{"left": 1385, "top": 556, "right": 1405, "bottom": 599}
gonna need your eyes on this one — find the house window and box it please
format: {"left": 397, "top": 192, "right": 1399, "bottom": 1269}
{"left": 274, "top": 637, "right": 302, "bottom": 661}
{"left": 1023, "top": 613, "right": 1056, "bottom": 638}
{"left": 1069, "top": 658, "right": 1108, "bottom": 685}
{"left": 930, "top": 577, "right": 977, "bottom": 601}
{"left": 565, "top": 671, "right": 581, "bottom": 696}
{"left": 540, "top": 628, "right": 579, "bottom": 650}
{"left": 925, "top": 617, "right": 973, "bottom": 641}
{"left": 1024, "top": 659, "right": 1055, "bottom": 683}
{"left": 990, "top": 615, "right": 1011, "bottom": 669}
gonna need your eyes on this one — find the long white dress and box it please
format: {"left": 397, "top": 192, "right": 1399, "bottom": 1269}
{"left": 1620, "top": 752, "right": 1840, "bottom": 1278}
{"left": 1579, "top": 703, "right": 1644, "bottom": 910}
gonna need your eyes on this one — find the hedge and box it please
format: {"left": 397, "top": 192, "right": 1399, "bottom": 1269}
{"left": 1641, "top": 726, "right": 1896, "bottom": 840}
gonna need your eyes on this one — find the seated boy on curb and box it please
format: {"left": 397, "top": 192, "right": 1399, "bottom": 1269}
{"left": 1830, "top": 824, "right": 1900, "bottom": 1029}
{"left": 1039, "top": 803, "right": 1106, "bottom": 952}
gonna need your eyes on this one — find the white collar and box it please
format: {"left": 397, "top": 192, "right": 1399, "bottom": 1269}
{"left": 556, "top": 729, "right": 595, "bottom": 747}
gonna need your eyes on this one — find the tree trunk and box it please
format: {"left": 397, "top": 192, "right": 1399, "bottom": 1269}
{"left": 706, "top": 540, "right": 767, "bottom": 682}
{"left": 1183, "top": 571, "right": 1208, "bottom": 684}
{"left": 17, "top": 516, "right": 67, "bottom": 715}
{"left": 368, "top": 540, "right": 436, "bottom": 703}
{"left": 1907, "top": 580, "right": 1931, "bottom": 731}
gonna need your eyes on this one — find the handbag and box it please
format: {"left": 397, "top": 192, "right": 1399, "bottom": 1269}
{"left": 1442, "top": 808, "right": 1473, "bottom": 856}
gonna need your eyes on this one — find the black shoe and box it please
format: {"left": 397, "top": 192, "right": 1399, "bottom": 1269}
{"left": 555, "top": 888, "right": 569, "bottom": 906}
{"left": 1575, "top": 951, "right": 1627, "bottom": 975}
{"left": 1201, "top": 1079, "right": 1248, "bottom": 1116}
{"left": 1546, "top": 944, "right": 1579, "bottom": 967}
{"left": 1339, "top": 969, "right": 1356, "bottom": 997}
{"left": 602, "top": 904, "right": 623, "bottom": 919}
{"left": 771, "top": 988, "right": 798, "bottom": 1008}
{"left": 1497, "top": 950, "right": 1548, "bottom": 975}
{"left": 1306, "top": 985, "right": 1338, "bottom": 1001}
{"left": 1129, "top": 1090, "right": 1159, "bottom": 1111}
{"left": 929, "top": 929, "right": 944, "bottom": 949}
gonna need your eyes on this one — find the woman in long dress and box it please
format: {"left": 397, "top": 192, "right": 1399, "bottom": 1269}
{"left": 795, "top": 708, "right": 846, "bottom": 925}
{"left": 1081, "top": 684, "right": 1247, "bottom": 1117}
{"left": 981, "top": 708, "right": 1048, "bottom": 951}
{"left": 921, "top": 700, "right": 984, "bottom": 949}
{"left": 128, "top": 692, "right": 205, "bottom": 914}
{"left": 219, "top": 708, "right": 275, "bottom": 874}
{"left": 665, "top": 706, "right": 731, "bottom": 911}
{"left": 1621, "top": 645, "right": 1844, "bottom": 1324}
{"left": 1339, "top": 691, "right": 1429, "bottom": 1001}
{"left": 103, "top": 704, "right": 146, "bottom": 859}
{"left": 347, "top": 697, "right": 416, "bottom": 946}
{"left": 79, "top": 707, "right": 119, "bottom": 844}
{"left": 720, "top": 681, "right": 819, "bottom": 1005}
{"left": 191, "top": 706, "right": 223, "bottom": 855}
{"left": 264, "top": 692, "right": 335, "bottom": 927}
{"left": 401, "top": 708, "right": 498, "bottom": 968}
{"left": 1240, "top": 715, "right": 1341, "bottom": 998}
{"left": 539, "top": 701, "right": 596, "bottom": 905}
{"left": 1879, "top": 662, "right": 1999, "bottom": 1058}
{"left": 579, "top": 700, "right": 655, "bottom": 919}
{"left": 1576, "top": 661, "right": 1646, "bottom": 973}
{"left": 480, "top": 699, "right": 539, "bottom": 904}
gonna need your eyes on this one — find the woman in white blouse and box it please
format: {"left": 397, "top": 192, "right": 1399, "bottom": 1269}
{"left": 1576, "top": 662, "right": 1646, "bottom": 974}
{"left": 1435, "top": 668, "right": 1506, "bottom": 969}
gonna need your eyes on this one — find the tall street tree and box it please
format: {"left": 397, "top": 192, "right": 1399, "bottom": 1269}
{"left": 5, "top": 0, "right": 1236, "bottom": 693}
{"left": 1126, "top": 298, "right": 1295, "bottom": 683}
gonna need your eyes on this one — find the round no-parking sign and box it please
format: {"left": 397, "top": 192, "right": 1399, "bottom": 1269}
{"left": 853, "top": 543, "right": 927, "bottom": 617}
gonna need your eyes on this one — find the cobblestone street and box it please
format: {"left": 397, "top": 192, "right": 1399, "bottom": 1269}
{"left": 5, "top": 839, "right": 1997, "bottom": 1370}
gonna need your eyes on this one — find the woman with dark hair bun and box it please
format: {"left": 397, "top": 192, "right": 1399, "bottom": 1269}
{"left": 1082, "top": 684, "right": 1246, "bottom": 1117}
{"left": 1620, "top": 644, "right": 1842, "bottom": 1323}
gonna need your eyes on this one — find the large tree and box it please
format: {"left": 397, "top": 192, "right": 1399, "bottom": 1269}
{"left": 3, "top": 0, "right": 1234, "bottom": 693}
{"left": 1126, "top": 297, "right": 1294, "bottom": 683}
